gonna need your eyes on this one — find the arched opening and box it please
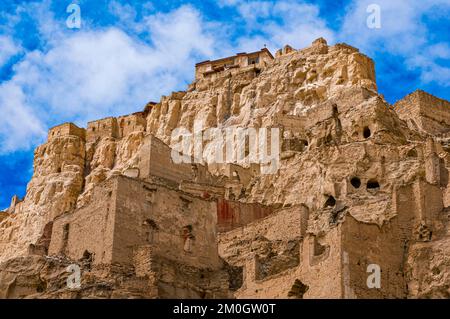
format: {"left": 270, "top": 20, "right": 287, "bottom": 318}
{"left": 363, "top": 126, "right": 371, "bottom": 139}
{"left": 324, "top": 195, "right": 336, "bottom": 208}
{"left": 367, "top": 179, "right": 380, "bottom": 190}
{"left": 350, "top": 177, "right": 361, "bottom": 189}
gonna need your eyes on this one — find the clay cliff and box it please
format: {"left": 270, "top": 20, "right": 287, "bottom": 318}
{"left": 0, "top": 38, "right": 449, "bottom": 299}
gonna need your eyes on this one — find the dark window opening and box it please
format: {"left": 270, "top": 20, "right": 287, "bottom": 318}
{"left": 225, "top": 264, "right": 244, "bottom": 291}
{"left": 82, "top": 250, "right": 93, "bottom": 261}
{"left": 288, "top": 279, "right": 309, "bottom": 299}
{"left": 301, "top": 139, "right": 309, "bottom": 147}
{"left": 324, "top": 195, "right": 336, "bottom": 208}
{"left": 145, "top": 219, "right": 158, "bottom": 230}
{"left": 332, "top": 104, "right": 338, "bottom": 115}
{"left": 367, "top": 180, "right": 380, "bottom": 190}
{"left": 407, "top": 149, "right": 418, "bottom": 158}
{"left": 313, "top": 237, "right": 327, "bottom": 256}
{"left": 63, "top": 224, "right": 70, "bottom": 241}
{"left": 351, "top": 177, "right": 361, "bottom": 189}
{"left": 81, "top": 250, "right": 93, "bottom": 270}
{"left": 363, "top": 127, "right": 371, "bottom": 139}
{"left": 144, "top": 219, "right": 158, "bottom": 244}
{"left": 36, "top": 280, "right": 46, "bottom": 293}
{"left": 183, "top": 225, "right": 195, "bottom": 252}
{"left": 248, "top": 57, "right": 260, "bottom": 65}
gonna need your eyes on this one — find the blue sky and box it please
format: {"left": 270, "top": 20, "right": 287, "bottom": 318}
{"left": 0, "top": 0, "right": 449, "bottom": 209}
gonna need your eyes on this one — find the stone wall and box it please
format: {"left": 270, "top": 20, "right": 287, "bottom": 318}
{"left": 216, "top": 199, "right": 275, "bottom": 232}
{"left": 113, "top": 175, "right": 221, "bottom": 269}
{"left": 48, "top": 178, "right": 117, "bottom": 264}
{"left": 394, "top": 90, "right": 450, "bottom": 135}
{"left": 86, "top": 117, "right": 119, "bottom": 143}
{"left": 118, "top": 112, "right": 147, "bottom": 137}
{"left": 48, "top": 123, "right": 86, "bottom": 141}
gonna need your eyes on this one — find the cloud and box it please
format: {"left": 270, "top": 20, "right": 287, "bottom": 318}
{"left": 0, "top": 4, "right": 217, "bottom": 154}
{"left": 1, "top": 0, "right": 448, "bottom": 156}
{"left": 341, "top": 0, "right": 450, "bottom": 86}
{"left": 0, "top": 35, "right": 21, "bottom": 67}
{"left": 220, "top": 0, "right": 335, "bottom": 53}
{"left": 0, "top": 81, "right": 45, "bottom": 152}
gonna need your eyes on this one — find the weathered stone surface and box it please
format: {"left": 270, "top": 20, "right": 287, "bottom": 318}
{"left": 1, "top": 38, "right": 450, "bottom": 299}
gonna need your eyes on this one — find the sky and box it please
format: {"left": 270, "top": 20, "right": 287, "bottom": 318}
{"left": 0, "top": 0, "right": 449, "bottom": 209}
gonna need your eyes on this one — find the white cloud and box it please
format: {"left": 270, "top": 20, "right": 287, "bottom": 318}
{"left": 1, "top": 0, "right": 448, "bottom": 155}
{"left": 225, "top": 1, "right": 335, "bottom": 53}
{"left": 0, "top": 4, "right": 218, "bottom": 154}
{"left": 341, "top": 0, "right": 450, "bottom": 86}
{"left": 0, "top": 82, "right": 46, "bottom": 152}
{"left": 0, "top": 35, "right": 21, "bottom": 67}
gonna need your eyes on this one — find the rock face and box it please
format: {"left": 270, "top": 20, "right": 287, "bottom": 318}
{"left": 1, "top": 38, "right": 450, "bottom": 299}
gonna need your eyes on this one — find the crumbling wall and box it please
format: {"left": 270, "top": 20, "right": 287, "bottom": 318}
{"left": 48, "top": 178, "right": 117, "bottom": 264}
{"left": 216, "top": 199, "right": 275, "bottom": 232}
{"left": 138, "top": 134, "right": 208, "bottom": 184}
{"left": 86, "top": 117, "right": 119, "bottom": 143}
{"left": 118, "top": 112, "right": 147, "bottom": 137}
{"left": 113, "top": 175, "right": 220, "bottom": 269}
{"left": 48, "top": 123, "right": 86, "bottom": 141}
{"left": 340, "top": 215, "right": 407, "bottom": 298}
{"left": 394, "top": 90, "right": 450, "bottom": 135}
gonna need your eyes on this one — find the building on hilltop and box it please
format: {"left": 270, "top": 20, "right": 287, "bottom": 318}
{"left": 48, "top": 123, "right": 86, "bottom": 141}
{"left": 2, "top": 38, "right": 450, "bottom": 299}
{"left": 86, "top": 117, "right": 120, "bottom": 143}
{"left": 195, "top": 48, "right": 274, "bottom": 80}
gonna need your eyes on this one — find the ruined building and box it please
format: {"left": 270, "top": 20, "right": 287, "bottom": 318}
{"left": 1, "top": 38, "right": 450, "bottom": 298}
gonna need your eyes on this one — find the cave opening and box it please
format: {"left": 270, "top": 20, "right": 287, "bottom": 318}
{"left": 367, "top": 180, "right": 380, "bottom": 190}
{"left": 351, "top": 177, "right": 361, "bottom": 189}
{"left": 324, "top": 195, "right": 336, "bottom": 208}
{"left": 363, "top": 126, "right": 371, "bottom": 139}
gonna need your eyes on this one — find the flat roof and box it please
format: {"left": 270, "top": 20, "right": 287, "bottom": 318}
{"left": 48, "top": 122, "right": 82, "bottom": 131}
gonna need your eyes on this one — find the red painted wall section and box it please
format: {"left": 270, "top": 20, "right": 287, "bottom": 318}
{"left": 217, "top": 199, "right": 274, "bottom": 232}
